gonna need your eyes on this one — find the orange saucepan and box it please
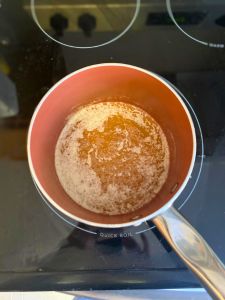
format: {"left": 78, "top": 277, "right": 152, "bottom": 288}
{"left": 27, "top": 63, "right": 225, "bottom": 299}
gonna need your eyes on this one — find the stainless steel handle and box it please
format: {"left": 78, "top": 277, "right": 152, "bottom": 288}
{"left": 153, "top": 206, "right": 225, "bottom": 300}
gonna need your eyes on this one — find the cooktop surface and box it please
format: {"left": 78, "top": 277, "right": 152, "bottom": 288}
{"left": 0, "top": 0, "right": 225, "bottom": 291}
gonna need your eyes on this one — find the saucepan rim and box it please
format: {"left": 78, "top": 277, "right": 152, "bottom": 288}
{"left": 27, "top": 63, "right": 196, "bottom": 228}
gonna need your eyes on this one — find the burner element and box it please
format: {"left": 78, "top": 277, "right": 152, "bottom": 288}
{"left": 166, "top": 0, "right": 224, "bottom": 48}
{"left": 33, "top": 74, "right": 204, "bottom": 238}
{"left": 30, "top": 0, "right": 141, "bottom": 49}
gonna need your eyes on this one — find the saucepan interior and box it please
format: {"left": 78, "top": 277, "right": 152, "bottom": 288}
{"left": 28, "top": 64, "right": 195, "bottom": 227}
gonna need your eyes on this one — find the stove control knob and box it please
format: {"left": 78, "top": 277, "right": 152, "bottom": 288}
{"left": 78, "top": 13, "right": 96, "bottom": 37}
{"left": 50, "top": 13, "right": 68, "bottom": 36}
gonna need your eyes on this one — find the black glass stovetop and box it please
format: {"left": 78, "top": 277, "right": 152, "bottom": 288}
{"left": 0, "top": 0, "right": 225, "bottom": 291}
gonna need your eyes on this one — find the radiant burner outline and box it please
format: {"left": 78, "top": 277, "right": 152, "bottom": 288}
{"left": 166, "top": 0, "right": 224, "bottom": 48}
{"left": 30, "top": 0, "right": 141, "bottom": 49}
{"left": 33, "top": 76, "right": 204, "bottom": 237}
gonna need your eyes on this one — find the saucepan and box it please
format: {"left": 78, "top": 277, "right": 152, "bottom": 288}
{"left": 27, "top": 63, "right": 225, "bottom": 299}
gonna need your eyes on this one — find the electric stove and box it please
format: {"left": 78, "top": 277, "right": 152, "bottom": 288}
{"left": 0, "top": 0, "right": 225, "bottom": 291}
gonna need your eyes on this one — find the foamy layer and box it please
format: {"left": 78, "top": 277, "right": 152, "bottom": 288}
{"left": 55, "top": 101, "right": 170, "bottom": 215}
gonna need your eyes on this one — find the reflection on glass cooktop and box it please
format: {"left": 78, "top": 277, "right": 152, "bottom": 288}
{"left": 0, "top": 0, "right": 225, "bottom": 291}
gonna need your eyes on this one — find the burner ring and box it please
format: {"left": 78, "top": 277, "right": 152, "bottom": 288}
{"left": 34, "top": 75, "right": 204, "bottom": 236}
{"left": 166, "top": 0, "right": 224, "bottom": 48}
{"left": 30, "top": 0, "right": 140, "bottom": 49}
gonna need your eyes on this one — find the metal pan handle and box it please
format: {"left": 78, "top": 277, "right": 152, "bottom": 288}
{"left": 153, "top": 206, "right": 225, "bottom": 300}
